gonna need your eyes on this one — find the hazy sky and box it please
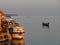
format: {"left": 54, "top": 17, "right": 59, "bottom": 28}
{"left": 0, "top": 0, "right": 60, "bottom": 16}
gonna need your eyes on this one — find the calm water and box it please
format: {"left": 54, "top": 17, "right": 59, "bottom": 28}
{"left": 0, "top": 16, "right": 60, "bottom": 45}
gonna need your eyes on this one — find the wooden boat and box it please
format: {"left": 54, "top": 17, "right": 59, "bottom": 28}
{"left": 0, "top": 10, "right": 25, "bottom": 41}
{"left": 11, "top": 25, "right": 25, "bottom": 39}
{"left": 0, "top": 11, "right": 8, "bottom": 41}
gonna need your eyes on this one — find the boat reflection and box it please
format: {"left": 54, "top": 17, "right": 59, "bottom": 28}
{"left": 0, "top": 40, "right": 8, "bottom": 45}
{"left": 0, "top": 39, "right": 25, "bottom": 45}
{"left": 12, "top": 39, "right": 25, "bottom": 45}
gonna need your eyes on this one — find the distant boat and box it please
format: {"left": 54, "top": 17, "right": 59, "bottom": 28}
{"left": 42, "top": 22, "right": 50, "bottom": 28}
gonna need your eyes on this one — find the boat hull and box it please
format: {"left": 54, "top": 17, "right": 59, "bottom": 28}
{"left": 12, "top": 32, "right": 24, "bottom": 39}
{"left": 0, "top": 33, "right": 8, "bottom": 41}
{"left": 11, "top": 26, "right": 25, "bottom": 39}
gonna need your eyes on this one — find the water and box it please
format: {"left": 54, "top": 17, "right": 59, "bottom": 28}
{"left": 0, "top": 16, "right": 60, "bottom": 45}
{"left": 0, "top": 39, "right": 25, "bottom": 45}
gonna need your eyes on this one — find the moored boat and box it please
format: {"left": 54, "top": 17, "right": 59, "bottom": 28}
{"left": 11, "top": 24, "right": 25, "bottom": 39}
{"left": 0, "top": 10, "right": 25, "bottom": 41}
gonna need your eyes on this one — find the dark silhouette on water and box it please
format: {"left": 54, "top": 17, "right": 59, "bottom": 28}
{"left": 42, "top": 22, "right": 50, "bottom": 28}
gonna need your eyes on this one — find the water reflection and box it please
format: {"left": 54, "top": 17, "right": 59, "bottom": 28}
{"left": 12, "top": 39, "right": 25, "bottom": 45}
{"left": 42, "top": 26, "right": 49, "bottom": 29}
{"left": 0, "top": 41, "right": 8, "bottom": 45}
{"left": 0, "top": 39, "right": 25, "bottom": 45}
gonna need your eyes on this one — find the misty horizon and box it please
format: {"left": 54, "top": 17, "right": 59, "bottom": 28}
{"left": 0, "top": 0, "right": 60, "bottom": 16}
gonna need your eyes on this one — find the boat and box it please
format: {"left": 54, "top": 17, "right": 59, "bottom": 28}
{"left": 12, "top": 25, "right": 25, "bottom": 39}
{"left": 12, "top": 39, "right": 25, "bottom": 45}
{"left": 0, "top": 11, "right": 8, "bottom": 41}
{"left": 0, "top": 10, "right": 25, "bottom": 41}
